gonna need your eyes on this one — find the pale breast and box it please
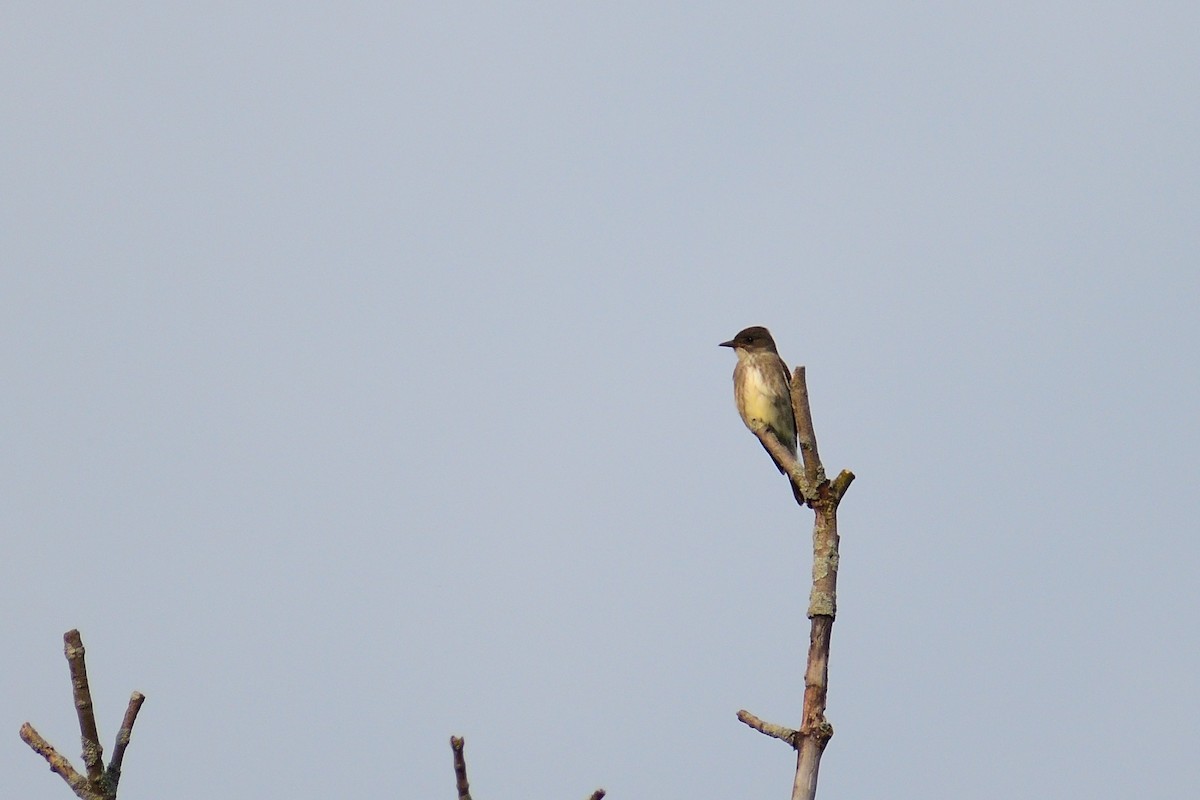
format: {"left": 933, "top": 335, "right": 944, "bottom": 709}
{"left": 740, "top": 365, "right": 779, "bottom": 423}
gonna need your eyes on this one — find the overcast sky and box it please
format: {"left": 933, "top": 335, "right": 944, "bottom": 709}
{"left": 3, "top": 4, "right": 1198, "bottom": 799}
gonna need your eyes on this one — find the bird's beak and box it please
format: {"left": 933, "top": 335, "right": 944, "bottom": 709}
{"left": 718, "top": 339, "right": 736, "bottom": 348}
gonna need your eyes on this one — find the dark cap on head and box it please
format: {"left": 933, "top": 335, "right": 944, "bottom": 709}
{"left": 719, "top": 326, "right": 778, "bottom": 352}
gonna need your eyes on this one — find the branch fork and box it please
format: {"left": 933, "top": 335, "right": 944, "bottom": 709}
{"left": 19, "top": 630, "right": 145, "bottom": 800}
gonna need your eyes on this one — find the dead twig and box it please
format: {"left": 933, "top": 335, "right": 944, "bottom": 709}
{"left": 20, "top": 630, "right": 145, "bottom": 800}
{"left": 450, "top": 736, "right": 473, "bottom": 800}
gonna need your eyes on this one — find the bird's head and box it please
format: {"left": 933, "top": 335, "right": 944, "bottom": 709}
{"left": 719, "top": 326, "right": 778, "bottom": 354}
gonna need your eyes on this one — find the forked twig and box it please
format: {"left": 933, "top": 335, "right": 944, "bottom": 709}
{"left": 20, "top": 630, "right": 145, "bottom": 800}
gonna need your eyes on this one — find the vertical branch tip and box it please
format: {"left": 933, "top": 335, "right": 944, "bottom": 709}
{"left": 450, "top": 736, "right": 473, "bottom": 800}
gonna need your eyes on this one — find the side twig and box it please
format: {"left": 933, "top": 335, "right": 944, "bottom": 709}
{"left": 106, "top": 692, "right": 146, "bottom": 787}
{"left": 738, "top": 367, "right": 854, "bottom": 800}
{"left": 18, "top": 723, "right": 91, "bottom": 799}
{"left": 20, "top": 630, "right": 146, "bottom": 800}
{"left": 736, "top": 709, "right": 798, "bottom": 746}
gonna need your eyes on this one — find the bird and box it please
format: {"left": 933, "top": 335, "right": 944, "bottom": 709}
{"left": 719, "top": 326, "right": 805, "bottom": 505}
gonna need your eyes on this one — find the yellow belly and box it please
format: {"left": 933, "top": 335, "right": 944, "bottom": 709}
{"left": 741, "top": 367, "right": 778, "bottom": 424}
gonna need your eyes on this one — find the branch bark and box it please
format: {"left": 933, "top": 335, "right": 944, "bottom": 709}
{"left": 20, "top": 630, "right": 145, "bottom": 800}
{"left": 64, "top": 630, "right": 105, "bottom": 785}
{"left": 450, "top": 737, "right": 473, "bottom": 800}
{"left": 738, "top": 367, "right": 854, "bottom": 800}
{"left": 106, "top": 693, "right": 146, "bottom": 788}
{"left": 18, "top": 723, "right": 94, "bottom": 800}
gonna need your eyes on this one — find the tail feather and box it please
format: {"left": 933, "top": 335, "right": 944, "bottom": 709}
{"left": 788, "top": 475, "right": 807, "bottom": 506}
{"left": 757, "top": 438, "right": 807, "bottom": 506}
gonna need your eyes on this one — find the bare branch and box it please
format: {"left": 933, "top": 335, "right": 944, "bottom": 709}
{"left": 64, "top": 629, "right": 105, "bottom": 784}
{"left": 21, "top": 631, "right": 145, "bottom": 800}
{"left": 790, "top": 367, "right": 825, "bottom": 486}
{"left": 587, "top": 790, "right": 607, "bottom": 800}
{"left": 18, "top": 722, "right": 98, "bottom": 800}
{"left": 736, "top": 710, "right": 798, "bottom": 747}
{"left": 738, "top": 362, "right": 855, "bottom": 800}
{"left": 830, "top": 470, "right": 855, "bottom": 505}
{"left": 105, "top": 692, "right": 146, "bottom": 787}
{"left": 450, "top": 736, "right": 473, "bottom": 800}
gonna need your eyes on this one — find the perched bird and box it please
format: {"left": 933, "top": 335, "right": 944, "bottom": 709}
{"left": 719, "top": 326, "right": 805, "bottom": 505}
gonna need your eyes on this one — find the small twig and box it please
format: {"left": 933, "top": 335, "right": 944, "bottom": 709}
{"left": 18, "top": 722, "right": 96, "bottom": 800}
{"left": 65, "top": 630, "right": 105, "bottom": 784}
{"left": 736, "top": 710, "right": 798, "bottom": 746}
{"left": 587, "top": 790, "right": 607, "bottom": 800}
{"left": 830, "top": 470, "right": 855, "bottom": 505}
{"left": 450, "top": 736, "right": 473, "bottom": 800}
{"left": 105, "top": 692, "right": 146, "bottom": 787}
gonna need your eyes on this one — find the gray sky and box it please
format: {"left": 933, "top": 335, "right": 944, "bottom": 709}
{"left": 3, "top": 4, "right": 1198, "bottom": 798}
